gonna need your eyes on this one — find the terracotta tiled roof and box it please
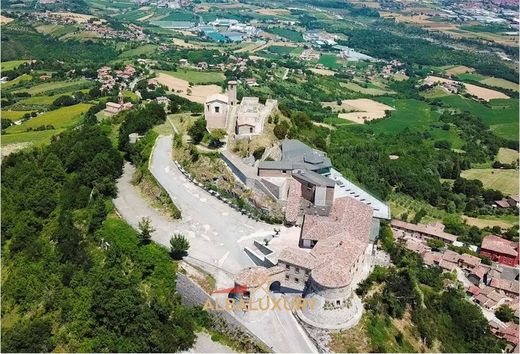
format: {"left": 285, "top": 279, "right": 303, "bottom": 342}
{"left": 439, "top": 259, "right": 457, "bottom": 271}
{"left": 278, "top": 247, "right": 317, "bottom": 269}
{"left": 490, "top": 278, "right": 519, "bottom": 295}
{"left": 285, "top": 178, "right": 302, "bottom": 224}
{"left": 442, "top": 249, "right": 460, "bottom": 263}
{"left": 468, "top": 286, "right": 481, "bottom": 296}
{"left": 481, "top": 235, "right": 518, "bottom": 257}
{"left": 471, "top": 265, "right": 487, "bottom": 279}
{"left": 391, "top": 219, "right": 457, "bottom": 242}
{"left": 423, "top": 251, "right": 442, "bottom": 266}
{"left": 495, "top": 199, "right": 511, "bottom": 208}
{"left": 405, "top": 239, "right": 430, "bottom": 255}
{"left": 460, "top": 253, "right": 481, "bottom": 267}
{"left": 280, "top": 196, "right": 373, "bottom": 288}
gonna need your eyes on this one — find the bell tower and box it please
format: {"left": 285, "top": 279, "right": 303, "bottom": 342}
{"left": 227, "top": 80, "right": 237, "bottom": 106}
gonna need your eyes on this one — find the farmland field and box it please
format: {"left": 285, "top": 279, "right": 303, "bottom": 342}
{"left": 1, "top": 60, "right": 27, "bottom": 71}
{"left": 267, "top": 45, "right": 301, "bottom": 56}
{"left": 341, "top": 82, "right": 393, "bottom": 96}
{"left": 266, "top": 28, "right": 304, "bottom": 42}
{"left": 496, "top": 148, "right": 519, "bottom": 164}
{"left": 118, "top": 44, "right": 157, "bottom": 58}
{"left": 1, "top": 110, "right": 33, "bottom": 120}
{"left": 480, "top": 77, "right": 519, "bottom": 91}
{"left": 1, "top": 129, "right": 62, "bottom": 147}
{"left": 1, "top": 74, "right": 33, "bottom": 88}
{"left": 159, "top": 69, "right": 225, "bottom": 84}
{"left": 439, "top": 96, "right": 518, "bottom": 140}
{"left": 460, "top": 168, "right": 519, "bottom": 195}
{"left": 5, "top": 103, "right": 91, "bottom": 134}
{"left": 13, "top": 78, "right": 91, "bottom": 96}
{"left": 318, "top": 54, "right": 340, "bottom": 69}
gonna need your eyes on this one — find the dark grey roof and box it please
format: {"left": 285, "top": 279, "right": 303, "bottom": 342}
{"left": 258, "top": 140, "right": 332, "bottom": 171}
{"left": 293, "top": 169, "right": 335, "bottom": 187}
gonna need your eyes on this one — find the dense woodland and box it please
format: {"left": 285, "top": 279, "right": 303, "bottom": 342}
{"left": 1, "top": 119, "right": 207, "bottom": 352}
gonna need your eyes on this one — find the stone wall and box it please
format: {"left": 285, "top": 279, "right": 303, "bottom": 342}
{"left": 176, "top": 273, "right": 272, "bottom": 352}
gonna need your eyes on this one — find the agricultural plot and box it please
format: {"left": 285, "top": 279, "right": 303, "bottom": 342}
{"left": 1, "top": 129, "right": 62, "bottom": 147}
{"left": 318, "top": 54, "right": 340, "bottom": 69}
{"left": 267, "top": 45, "right": 301, "bottom": 56}
{"left": 13, "top": 78, "right": 91, "bottom": 96}
{"left": 1, "top": 110, "right": 33, "bottom": 121}
{"left": 118, "top": 44, "right": 157, "bottom": 58}
{"left": 1, "top": 74, "right": 32, "bottom": 88}
{"left": 496, "top": 148, "right": 519, "bottom": 164}
{"left": 461, "top": 168, "right": 519, "bottom": 195}
{"left": 159, "top": 69, "right": 225, "bottom": 84}
{"left": 340, "top": 82, "right": 393, "bottom": 96}
{"left": 5, "top": 103, "right": 91, "bottom": 134}
{"left": 443, "top": 65, "right": 474, "bottom": 76}
{"left": 323, "top": 98, "right": 394, "bottom": 124}
{"left": 155, "top": 72, "right": 222, "bottom": 104}
{"left": 1, "top": 60, "right": 27, "bottom": 71}
{"left": 439, "top": 96, "right": 518, "bottom": 140}
{"left": 265, "top": 28, "right": 304, "bottom": 42}
{"left": 424, "top": 76, "right": 509, "bottom": 101}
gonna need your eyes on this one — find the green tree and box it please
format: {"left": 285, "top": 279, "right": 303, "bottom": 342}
{"left": 170, "top": 233, "right": 190, "bottom": 260}
{"left": 188, "top": 117, "right": 207, "bottom": 145}
{"left": 138, "top": 217, "right": 155, "bottom": 244}
{"left": 426, "top": 238, "right": 445, "bottom": 250}
{"left": 495, "top": 304, "right": 515, "bottom": 323}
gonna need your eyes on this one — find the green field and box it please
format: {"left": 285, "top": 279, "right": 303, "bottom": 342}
{"left": 13, "top": 79, "right": 91, "bottom": 96}
{"left": 1, "top": 129, "right": 63, "bottom": 146}
{"left": 1, "top": 74, "right": 33, "bottom": 88}
{"left": 1, "top": 111, "right": 34, "bottom": 121}
{"left": 439, "top": 96, "right": 518, "bottom": 140}
{"left": 456, "top": 73, "right": 518, "bottom": 92}
{"left": 496, "top": 148, "right": 519, "bottom": 164}
{"left": 118, "top": 44, "right": 157, "bottom": 58}
{"left": 266, "top": 28, "right": 304, "bottom": 42}
{"left": 1, "top": 60, "right": 27, "bottom": 71}
{"left": 159, "top": 69, "right": 225, "bottom": 84}
{"left": 159, "top": 11, "right": 198, "bottom": 22}
{"left": 318, "top": 54, "right": 340, "bottom": 69}
{"left": 267, "top": 45, "right": 301, "bottom": 56}
{"left": 5, "top": 103, "right": 91, "bottom": 134}
{"left": 461, "top": 168, "right": 519, "bottom": 195}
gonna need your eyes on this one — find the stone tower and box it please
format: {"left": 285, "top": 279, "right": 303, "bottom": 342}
{"left": 227, "top": 80, "right": 237, "bottom": 106}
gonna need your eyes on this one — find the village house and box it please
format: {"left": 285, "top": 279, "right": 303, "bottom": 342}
{"left": 390, "top": 219, "right": 458, "bottom": 244}
{"left": 236, "top": 97, "right": 278, "bottom": 136}
{"left": 104, "top": 93, "right": 133, "bottom": 116}
{"left": 495, "top": 195, "right": 519, "bottom": 209}
{"left": 480, "top": 235, "right": 519, "bottom": 266}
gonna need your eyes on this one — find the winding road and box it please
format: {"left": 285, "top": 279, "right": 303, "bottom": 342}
{"left": 113, "top": 135, "right": 318, "bottom": 353}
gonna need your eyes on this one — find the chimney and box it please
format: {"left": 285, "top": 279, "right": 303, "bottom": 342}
{"left": 227, "top": 80, "right": 237, "bottom": 106}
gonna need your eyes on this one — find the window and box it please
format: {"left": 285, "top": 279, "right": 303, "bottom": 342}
{"left": 294, "top": 278, "right": 299, "bottom": 283}
{"left": 250, "top": 127, "right": 253, "bottom": 133}
{"left": 295, "top": 267, "right": 300, "bottom": 274}
{"left": 285, "top": 274, "right": 289, "bottom": 280}
{"left": 336, "top": 300, "right": 341, "bottom": 306}
{"left": 215, "top": 106, "right": 220, "bottom": 113}
{"left": 285, "top": 264, "right": 290, "bottom": 270}
{"left": 282, "top": 170, "right": 287, "bottom": 173}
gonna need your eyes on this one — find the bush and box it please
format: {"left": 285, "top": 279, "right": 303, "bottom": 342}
{"left": 170, "top": 233, "right": 190, "bottom": 260}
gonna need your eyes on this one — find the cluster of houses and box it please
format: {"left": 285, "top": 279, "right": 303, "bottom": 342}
{"left": 27, "top": 12, "right": 148, "bottom": 42}
{"left": 392, "top": 219, "right": 519, "bottom": 351}
{"left": 495, "top": 195, "right": 519, "bottom": 209}
{"left": 97, "top": 64, "right": 136, "bottom": 91}
{"left": 176, "top": 56, "right": 250, "bottom": 73}
{"left": 299, "top": 49, "right": 320, "bottom": 61}
{"left": 421, "top": 76, "right": 464, "bottom": 94}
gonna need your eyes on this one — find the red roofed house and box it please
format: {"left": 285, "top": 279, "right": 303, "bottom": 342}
{"left": 480, "top": 235, "right": 519, "bottom": 266}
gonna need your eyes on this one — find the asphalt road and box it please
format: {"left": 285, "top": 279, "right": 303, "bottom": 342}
{"left": 113, "top": 135, "right": 318, "bottom": 353}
